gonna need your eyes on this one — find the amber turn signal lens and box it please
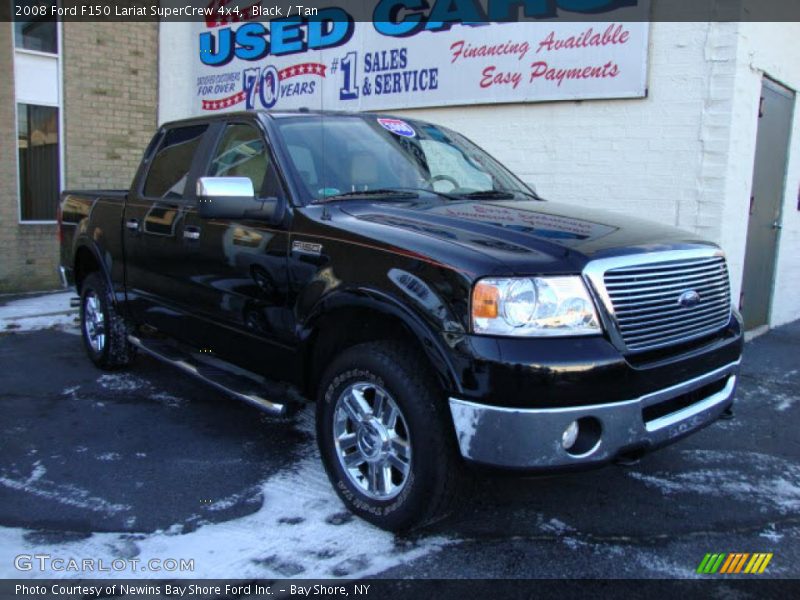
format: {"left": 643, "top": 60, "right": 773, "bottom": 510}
{"left": 472, "top": 282, "right": 500, "bottom": 319}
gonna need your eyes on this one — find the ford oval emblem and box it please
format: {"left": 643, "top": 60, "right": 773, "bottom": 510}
{"left": 678, "top": 290, "right": 701, "bottom": 308}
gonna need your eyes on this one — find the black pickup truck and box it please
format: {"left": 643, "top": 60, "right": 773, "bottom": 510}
{"left": 59, "top": 110, "right": 743, "bottom": 531}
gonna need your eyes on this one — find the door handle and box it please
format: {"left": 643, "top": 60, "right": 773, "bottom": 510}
{"left": 125, "top": 219, "right": 139, "bottom": 232}
{"left": 183, "top": 227, "right": 201, "bottom": 241}
{"left": 772, "top": 220, "right": 783, "bottom": 230}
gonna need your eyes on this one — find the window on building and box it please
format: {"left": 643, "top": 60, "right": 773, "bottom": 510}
{"left": 14, "top": 2, "right": 58, "bottom": 54}
{"left": 17, "top": 104, "right": 60, "bottom": 222}
{"left": 143, "top": 125, "right": 208, "bottom": 199}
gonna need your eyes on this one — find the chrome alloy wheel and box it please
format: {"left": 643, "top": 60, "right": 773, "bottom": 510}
{"left": 332, "top": 382, "right": 412, "bottom": 500}
{"left": 83, "top": 291, "right": 106, "bottom": 353}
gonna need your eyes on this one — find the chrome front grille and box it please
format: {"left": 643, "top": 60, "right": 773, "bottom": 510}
{"left": 586, "top": 251, "right": 732, "bottom": 353}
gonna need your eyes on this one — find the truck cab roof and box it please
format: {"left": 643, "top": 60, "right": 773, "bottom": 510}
{"left": 160, "top": 109, "right": 408, "bottom": 130}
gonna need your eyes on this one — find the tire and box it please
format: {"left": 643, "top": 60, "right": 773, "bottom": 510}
{"left": 316, "top": 341, "right": 464, "bottom": 532}
{"left": 80, "top": 272, "right": 135, "bottom": 370}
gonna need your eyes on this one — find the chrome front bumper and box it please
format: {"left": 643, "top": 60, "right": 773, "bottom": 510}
{"left": 448, "top": 360, "right": 740, "bottom": 470}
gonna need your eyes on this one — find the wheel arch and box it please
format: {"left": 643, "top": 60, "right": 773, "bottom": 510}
{"left": 299, "top": 289, "right": 462, "bottom": 401}
{"left": 73, "top": 239, "right": 113, "bottom": 296}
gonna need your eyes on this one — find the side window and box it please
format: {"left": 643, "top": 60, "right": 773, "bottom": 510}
{"left": 143, "top": 124, "right": 208, "bottom": 199}
{"left": 209, "top": 123, "right": 278, "bottom": 196}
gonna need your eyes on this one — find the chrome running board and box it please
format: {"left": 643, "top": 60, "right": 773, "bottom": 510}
{"left": 128, "top": 335, "right": 290, "bottom": 416}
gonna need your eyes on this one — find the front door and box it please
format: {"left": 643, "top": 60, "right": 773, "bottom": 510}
{"left": 179, "top": 121, "right": 296, "bottom": 380}
{"left": 740, "top": 78, "right": 795, "bottom": 331}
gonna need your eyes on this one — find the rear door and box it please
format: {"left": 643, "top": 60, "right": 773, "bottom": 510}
{"left": 123, "top": 122, "right": 215, "bottom": 336}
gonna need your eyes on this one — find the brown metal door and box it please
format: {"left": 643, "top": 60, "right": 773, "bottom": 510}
{"left": 740, "top": 78, "right": 795, "bottom": 330}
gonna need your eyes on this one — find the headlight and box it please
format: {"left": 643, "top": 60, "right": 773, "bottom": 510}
{"left": 472, "top": 276, "right": 602, "bottom": 337}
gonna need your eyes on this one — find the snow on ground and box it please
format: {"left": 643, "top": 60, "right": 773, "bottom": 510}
{"left": 0, "top": 461, "right": 132, "bottom": 518}
{"left": 0, "top": 292, "right": 78, "bottom": 334}
{"left": 97, "top": 374, "right": 150, "bottom": 393}
{"left": 0, "top": 409, "right": 453, "bottom": 579}
{"left": 627, "top": 449, "right": 800, "bottom": 514}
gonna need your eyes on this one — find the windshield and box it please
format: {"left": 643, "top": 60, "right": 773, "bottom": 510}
{"left": 273, "top": 115, "right": 531, "bottom": 203}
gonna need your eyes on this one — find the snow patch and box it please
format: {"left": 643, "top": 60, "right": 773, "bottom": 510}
{"left": 760, "top": 525, "right": 784, "bottom": 542}
{"left": 540, "top": 518, "right": 574, "bottom": 536}
{"left": 206, "top": 490, "right": 255, "bottom": 513}
{"left": 0, "top": 292, "right": 78, "bottom": 333}
{"left": 97, "top": 374, "right": 150, "bottom": 393}
{"left": 0, "top": 464, "right": 131, "bottom": 517}
{"left": 561, "top": 536, "right": 590, "bottom": 550}
{"left": 775, "top": 394, "right": 797, "bottom": 412}
{"left": 627, "top": 450, "right": 800, "bottom": 514}
{"left": 746, "top": 383, "right": 798, "bottom": 412}
{"left": 150, "top": 392, "right": 186, "bottom": 408}
{"left": 0, "top": 292, "right": 73, "bottom": 317}
{"left": 3, "top": 314, "right": 79, "bottom": 333}
{"left": 96, "top": 452, "right": 122, "bottom": 462}
{"left": 28, "top": 462, "right": 46, "bottom": 484}
{"left": 636, "top": 554, "right": 701, "bottom": 579}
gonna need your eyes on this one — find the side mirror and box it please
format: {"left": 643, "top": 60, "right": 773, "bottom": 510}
{"left": 196, "top": 177, "right": 283, "bottom": 222}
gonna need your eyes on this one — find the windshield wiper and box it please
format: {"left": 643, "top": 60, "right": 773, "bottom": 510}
{"left": 314, "top": 189, "right": 419, "bottom": 204}
{"left": 390, "top": 187, "right": 459, "bottom": 201}
{"left": 457, "top": 189, "right": 543, "bottom": 201}
{"left": 458, "top": 190, "right": 516, "bottom": 200}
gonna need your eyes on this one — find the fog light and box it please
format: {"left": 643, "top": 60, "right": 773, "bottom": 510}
{"left": 562, "top": 420, "right": 579, "bottom": 450}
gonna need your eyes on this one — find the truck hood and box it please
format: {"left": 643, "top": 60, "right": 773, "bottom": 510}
{"left": 339, "top": 198, "right": 717, "bottom": 274}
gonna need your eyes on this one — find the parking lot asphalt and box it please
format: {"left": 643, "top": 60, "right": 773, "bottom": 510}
{"left": 0, "top": 312, "right": 798, "bottom": 580}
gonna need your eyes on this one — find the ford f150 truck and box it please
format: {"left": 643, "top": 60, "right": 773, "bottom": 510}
{"left": 59, "top": 110, "right": 744, "bottom": 531}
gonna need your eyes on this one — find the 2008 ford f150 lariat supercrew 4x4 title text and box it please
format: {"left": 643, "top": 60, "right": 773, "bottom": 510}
{"left": 59, "top": 111, "right": 743, "bottom": 531}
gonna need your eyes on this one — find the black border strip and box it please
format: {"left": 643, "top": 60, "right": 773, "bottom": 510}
{"left": 2, "top": 579, "right": 800, "bottom": 600}
{"left": 2, "top": 0, "right": 800, "bottom": 23}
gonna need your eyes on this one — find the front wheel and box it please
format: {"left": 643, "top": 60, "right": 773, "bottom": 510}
{"left": 316, "top": 341, "right": 464, "bottom": 532}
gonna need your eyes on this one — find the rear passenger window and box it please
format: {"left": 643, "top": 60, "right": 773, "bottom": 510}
{"left": 143, "top": 125, "right": 208, "bottom": 199}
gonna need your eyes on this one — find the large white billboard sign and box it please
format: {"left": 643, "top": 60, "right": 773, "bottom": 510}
{"left": 158, "top": 2, "right": 650, "bottom": 120}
